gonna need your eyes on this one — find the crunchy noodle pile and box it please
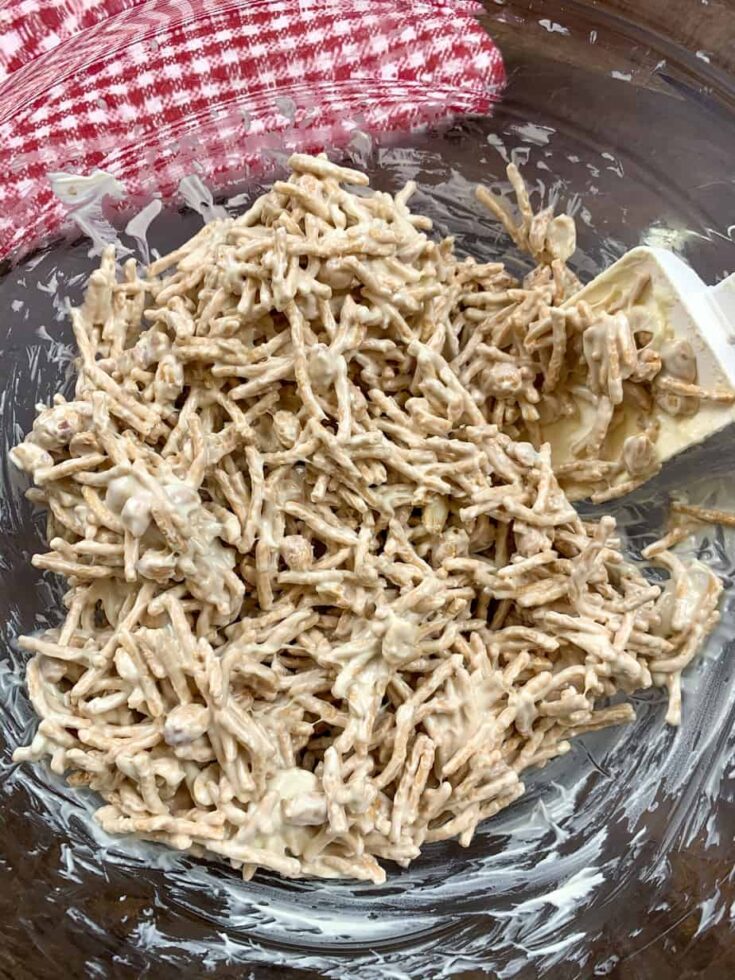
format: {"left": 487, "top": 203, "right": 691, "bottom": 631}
{"left": 470, "top": 170, "right": 735, "bottom": 503}
{"left": 12, "top": 154, "right": 722, "bottom": 883}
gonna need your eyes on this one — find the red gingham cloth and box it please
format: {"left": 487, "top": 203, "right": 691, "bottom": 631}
{"left": 0, "top": 0, "right": 505, "bottom": 260}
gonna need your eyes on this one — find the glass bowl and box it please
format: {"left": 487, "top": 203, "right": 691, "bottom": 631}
{"left": 2, "top": 2, "right": 735, "bottom": 977}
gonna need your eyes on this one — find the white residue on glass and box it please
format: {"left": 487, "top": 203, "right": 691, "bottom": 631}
{"left": 124, "top": 198, "right": 163, "bottom": 265}
{"left": 538, "top": 19, "right": 569, "bottom": 35}
{"left": 510, "top": 122, "right": 556, "bottom": 146}
{"left": 178, "top": 174, "right": 228, "bottom": 224}
{"left": 48, "top": 170, "right": 128, "bottom": 256}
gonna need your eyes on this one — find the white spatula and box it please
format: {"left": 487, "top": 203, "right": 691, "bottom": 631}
{"left": 613, "top": 246, "right": 735, "bottom": 377}
{"left": 543, "top": 246, "right": 735, "bottom": 498}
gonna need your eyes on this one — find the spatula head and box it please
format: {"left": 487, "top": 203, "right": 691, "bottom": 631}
{"left": 541, "top": 246, "right": 735, "bottom": 501}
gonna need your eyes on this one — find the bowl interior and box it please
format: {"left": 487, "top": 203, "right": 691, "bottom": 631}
{"left": 2, "top": 3, "right": 735, "bottom": 978}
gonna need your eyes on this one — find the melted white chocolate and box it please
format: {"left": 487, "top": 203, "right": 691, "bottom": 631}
{"left": 10, "top": 156, "right": 723, "bottom": 885}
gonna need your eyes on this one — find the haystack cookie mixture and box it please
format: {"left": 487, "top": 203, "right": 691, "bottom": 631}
{"left": 11, "top": 154, "right": 725, "bottom": 883}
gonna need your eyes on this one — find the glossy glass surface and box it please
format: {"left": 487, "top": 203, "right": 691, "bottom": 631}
{"left": 2, "top": 2, "right": 735, "bottom": 977}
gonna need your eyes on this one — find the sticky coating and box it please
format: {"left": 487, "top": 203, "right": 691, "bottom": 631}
{"left": 10, "top": 154, "right": 722, "bottom": 883}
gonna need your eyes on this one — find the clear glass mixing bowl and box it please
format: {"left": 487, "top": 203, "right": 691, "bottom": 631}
{"left": 2, "top": 2, "right": 735, "bottom": 977}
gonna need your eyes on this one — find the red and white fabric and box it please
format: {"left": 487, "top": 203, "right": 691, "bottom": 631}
{"left": 0, "top": 0, "right": 505, "bottom": 260}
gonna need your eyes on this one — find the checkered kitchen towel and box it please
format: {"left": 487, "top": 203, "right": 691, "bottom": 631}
{"left": 0, "top": 0, "right": 504, "bottom": 260}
